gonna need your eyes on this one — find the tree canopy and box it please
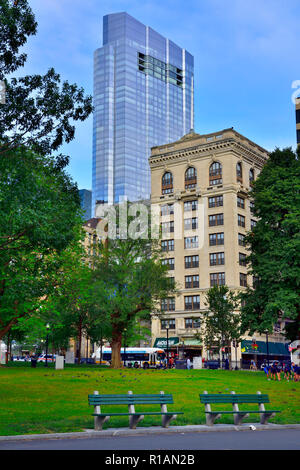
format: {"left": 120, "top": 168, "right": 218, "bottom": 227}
{"left": 0, "top": 0, "right": 37, "bottom": 80}
{"left": 241, "top": 147, "right": 300, "bottom": 340}
{"left": 197, "top": 286, "right": 241, "bottom": 362}
{"left": 90, "top": 235, "right": 175, "bottom": 368}
{"left": 0, "top": 148, "right": 82, "bottom": 341}
{"left": 0, "top": 0, "right": 93, "bottom": 161}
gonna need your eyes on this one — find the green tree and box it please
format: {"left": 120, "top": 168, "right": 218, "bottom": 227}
{"left": 0, "top": 0, "right": 37, "bottom": 79}
{"left": 240, "top": 147, "right": 300, "bottom": 340}
{"left": 197, "top": 286, "right": 241, "bottom": 365}
{"left": 90, "top": 235, "right": 175, "bottom": 369}
{"left": 41, "top": 239, "right": 98, "bottom": 363}
{"left": 0, "top": 148, "right": 82, "bottom": 341}
{"left": 0, "top": 0, "right": 93, "bottom": 159}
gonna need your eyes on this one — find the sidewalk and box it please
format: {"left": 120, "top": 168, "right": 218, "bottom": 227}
{"left": 1, "top": 423, "right": 300, "bottom": 442}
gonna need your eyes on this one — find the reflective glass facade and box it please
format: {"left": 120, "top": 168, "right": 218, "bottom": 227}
{"left": 79, "top": 189, "right": 92, "bottom": 221}
{"left": 93, "top": 12, "right": 194, "bottom": 206}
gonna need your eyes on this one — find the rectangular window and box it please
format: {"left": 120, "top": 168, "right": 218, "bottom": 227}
{"left": 185, "top": 295, "right": 200, "bottom": 310}
{"left": 161, "top": 318, "right": 176, "bottom": 330}
{"left": 237, "top": 196, "right": 245, "bottom": 209}
{"left": 238, "top": 233, "right": 246, "bottom": 247}
{"left": 161, "top": 239, "right": 174, "bottom": 252}
{"left": 250, "top": 201, "right": 255, "bottom": 213}
{"left": 251, "top": 219, "right": 257, "bottom": 229}
{"left": 162, "top": 258, "right": 174, "bottom": 270}
{"left": 161, "top": 221, "right": 174, "bottom": 233}
{"left": 161, "top": 298, "right": 175, "bottom": 312}
{"left": 184, "top": 218, "right": 198, "bottom": 230}
{"left": 185, "top": 275, "right": 199, "bottom": 288}
{"left": 210, "top": 272, "right": 225, "bottom": 287}
{"left": 185, "top": 318, "right": 201, "bottom": 329}
{"left": 209, "top": 252, "right": 225, "bottom": 266}
{"left": 208, "top": 196, "right": 223, "bottom": 208}
{"left": 209, "top": 233, "right": 224, "bottom": 246}
{"left": 239, "top": 253, "right": 247, "bottom": 266}
{"left": 184, "top": 236, "right": 198, "bottom": 249}
{"left": 185, "top": 255, "right": 199, "bottom": 268}
{"left": 240, "top": 273, "right": 247, "bottom": 287}
{"left": 184, "top": 200, "right": 198, "bottom": 212}
{"left": 209, "top": 214, "right": 224, "bottom": 227}
{"left": 238, "top": 214, "right": 245, "bottom": 227}
{"left": 161, "top": 204, "right": 174, "bottom": 216}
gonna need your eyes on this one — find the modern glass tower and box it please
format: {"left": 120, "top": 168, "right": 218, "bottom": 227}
{"left": 93, "top": 12, "right": 194, "bottom": 207}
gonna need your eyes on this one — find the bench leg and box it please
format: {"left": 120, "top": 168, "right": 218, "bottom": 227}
{"left": 205, "top": 413, "right": 221, "bottom": 426}
{"left": 129, "top": 414, "right": 144, "bottom": 430}
{"left": 260, "top": 412, "right": 275, "bottom": 425}
{"left": 234, "top": 413, "right": 249, "bottom": 426}
{"left": 162, "top": 414, "right": 177, "bottom": 428}
{"left": 94, "top": 415, "right": 110, "bottom": 431}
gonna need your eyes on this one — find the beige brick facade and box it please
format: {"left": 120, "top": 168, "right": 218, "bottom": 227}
{"left": 149, "top": 128, "right": 287, "bottom": 364}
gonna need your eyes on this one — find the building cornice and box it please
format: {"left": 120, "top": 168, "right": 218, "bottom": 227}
{"left": 149, "top": 136, "right": 268, "bottom": 170}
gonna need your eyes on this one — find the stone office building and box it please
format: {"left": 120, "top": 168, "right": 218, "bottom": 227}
{"left": 149, "top": 128, "right": 290, "bottom": 365}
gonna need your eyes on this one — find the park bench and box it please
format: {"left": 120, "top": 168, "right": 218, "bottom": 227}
{"left": 200, "top": 391, "right": 281, "bottom": 426}
{"left": 88, "top": 390, "right": 184, "bottom": 430}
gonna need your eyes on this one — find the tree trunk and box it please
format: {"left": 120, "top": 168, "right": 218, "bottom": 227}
{"left": 5, "top": 330, "right": 10, "bottom": 364}
{"left": 111, "top": 328, "right": 123, "bottom": 369}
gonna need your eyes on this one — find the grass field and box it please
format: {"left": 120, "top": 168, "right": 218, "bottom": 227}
{"left": 0, "top": 363, "right": 299, "bottom": 436}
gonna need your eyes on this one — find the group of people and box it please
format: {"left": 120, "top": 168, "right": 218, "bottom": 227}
{"left": 263, "top": 361, "right": 299, "bottom": 381}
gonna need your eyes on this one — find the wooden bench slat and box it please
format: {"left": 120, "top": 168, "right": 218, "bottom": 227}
{"left": 89, "top": 392, "right": 182, "bottom": 430}
{"left": 200, "top": 394, "right": 270, "bottom": 404}
{"left": 200, "top": 392, "right": 280, "bottom": 426}
{"left": 92, "top": 412, "right": 184, "bottom": 417}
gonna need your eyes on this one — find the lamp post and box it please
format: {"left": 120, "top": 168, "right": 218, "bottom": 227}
{"left": 166, "top": 325, "right": 169, "bottom": 368}
{"left": 123, "top": 328, "right": 127, "bottom": 367}
{"left": 100, "top": 327, "right": 103, "bottom": 366}
{"left": 45, "top": 324, "right": 50, "bottom": 368}
{"left": 233, "top": 339, "right": 239, "bottom": 370}
{"left": 265, "top": 331, "right": 270, "bottom": 367}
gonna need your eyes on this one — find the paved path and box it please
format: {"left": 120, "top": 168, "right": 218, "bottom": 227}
{"left": 0, "top": 429, "right": 299, "bottom": 450}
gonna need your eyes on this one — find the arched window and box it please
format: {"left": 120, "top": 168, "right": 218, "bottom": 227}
{"left": 162, "top": 172, "right": 173, "bottom": 195}
{"left": 185, "top": 167, "right": 197, "bottom": 190}
{"left": 249, "top": 168, "right": 255, "bottom": 185}
{"left": 209, "top": 162, "right": 222, "bottom": 186}
{"left": 236, "top": 162, "right": 243, "bottom": 182}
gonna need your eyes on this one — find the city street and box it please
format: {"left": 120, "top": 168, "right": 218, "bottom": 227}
{"left": 0, "top": 429, "right": 299, "bottom": 450}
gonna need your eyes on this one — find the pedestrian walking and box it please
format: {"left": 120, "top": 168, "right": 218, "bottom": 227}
{"left": 293, "top": 364, "right": 299, "bottom": 382}
{"left": 187, "top": 357, "right": 191, "bottom": 370}
{"left": 283, "top": 363, "right": 291, "bottom": 381}
{"left": 275, "top": 361, "right": 281, "bottom": 381}
{"left": 270, "top": 362, "right": 277, "bottom": 380}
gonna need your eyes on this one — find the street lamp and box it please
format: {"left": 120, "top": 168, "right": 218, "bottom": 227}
{"left": 123, "top": 328, "right": 127, "bottom": 367}
{"left": 99, "top": 327, "right": 103, "bottom": 366}
{"left": 233, "top": 339, "right": 239, "bottom": 370}
{"left": 166, "top": 325, "right": 169, "bottom": 368}
{"left": 45, "top": 324, "right": 50, "bottom": 368}
{"left": 265, "top": 331, "right": 270, "bottom": 367}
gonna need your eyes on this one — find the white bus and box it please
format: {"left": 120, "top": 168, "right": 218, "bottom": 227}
{"left": 93, "top": 347, "right": 166, "bottom": 369}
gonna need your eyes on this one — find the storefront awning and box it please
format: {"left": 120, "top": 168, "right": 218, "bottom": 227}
{"left": 241, "top": 340, "right": 289, "bottom": 356}
{"left": 179, "top": 339, "right": 202, "bottom": 347}
{"left": 153, "top": 337, "right": 180, "bottom": 348}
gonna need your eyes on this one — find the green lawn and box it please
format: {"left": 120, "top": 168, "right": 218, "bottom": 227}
{"left": 0, "top": 363, "right": 299, "bottom": 436}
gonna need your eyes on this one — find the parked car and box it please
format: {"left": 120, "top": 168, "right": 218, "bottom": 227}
{"left": 13, "top": 356, "right": 30, "bottom": 362}
{"left": 37, "top": 354, "right": 55, "bottom": 363}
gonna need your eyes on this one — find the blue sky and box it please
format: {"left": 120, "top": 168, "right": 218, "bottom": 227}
{"left": 21, "top": 0, "right": 300, "bottom": 190}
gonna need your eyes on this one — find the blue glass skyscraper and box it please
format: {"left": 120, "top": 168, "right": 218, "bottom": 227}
{"left": 93, "top": 12, "right": 194, "bottom": 207}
